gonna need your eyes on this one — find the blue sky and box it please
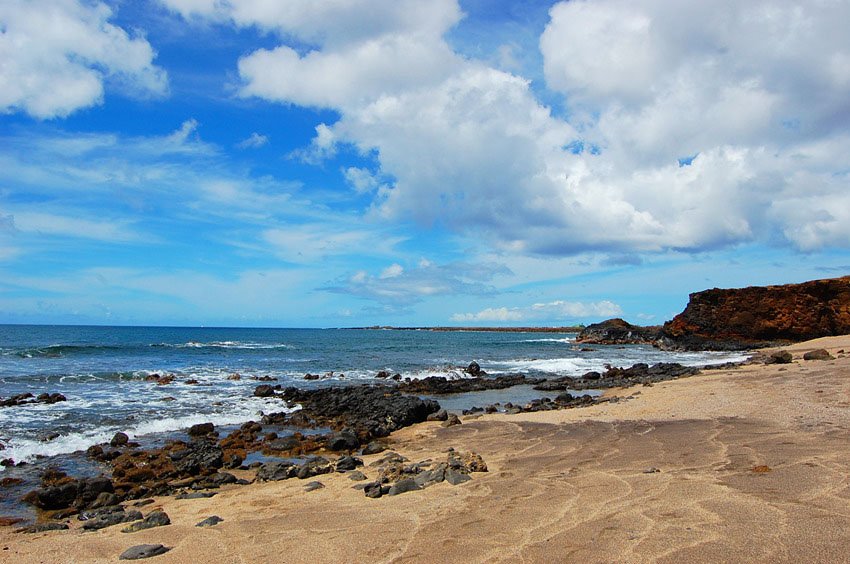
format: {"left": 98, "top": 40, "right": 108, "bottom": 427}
{"left": 1, "top": 0, "right": 849, "bottom": 327}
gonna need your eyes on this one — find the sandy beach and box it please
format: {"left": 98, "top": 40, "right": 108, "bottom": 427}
{"left": 3, "top": 335, "right": 850, "bottom": 563}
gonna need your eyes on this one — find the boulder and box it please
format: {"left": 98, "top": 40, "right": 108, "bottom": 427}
{"left": 466, "top": 361, "right": 483, "bottom": 377}
{"left": 803, "top": 349, "right": 834, "bottom": 361}
{"left": 765, "top": 350, "right": 793, "bottom": 364}
{"left": 196, "top": 515, "right": 223, "bottom": 527}
{"left": 577, "top": 318, "right": 662, "bottom": 345}
{"left": 187, "top": 423, "right": 215, "bottom": 437}
{"left": 110, "top": 432, "right": 130, "bottom": 447}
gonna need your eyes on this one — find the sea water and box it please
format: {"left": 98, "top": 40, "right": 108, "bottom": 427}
{"left": 0, "top": 324, "right": 748, "bottom": 468}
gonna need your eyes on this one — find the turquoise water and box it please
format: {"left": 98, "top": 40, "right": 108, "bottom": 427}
{"left": 0, "top": 325, "right": 747, "bottom": 466}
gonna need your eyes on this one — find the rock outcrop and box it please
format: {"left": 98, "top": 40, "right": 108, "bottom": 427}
{"left": 576, "top": 319, "right": 662, "bottom": 345}
{"left": 661, "top": 276, "right": 850, "bottom": 350}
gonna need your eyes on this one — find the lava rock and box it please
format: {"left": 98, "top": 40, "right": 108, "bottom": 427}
{"left": 196, "top": 515, "right": 223, "bottom": 527}
{"left": 803, "top": 349, "right": 834, "bottom": 361}
{"left": 441, "top": 414, "right": 461, "bottom": 428}
{"left": 119, "top": 544, "right": 171, "bottom": 560}
{"left": 121, "top": 510, "right": 170, "bottom": 533}
{"left": 304, "top": 481, "right": 324, "bottom": 492}
{"left": 15, "top": 522, "right": 69, "bottom": 533}
{"left": 111, "top": 432, "right": 130, "bottom": 447}
{"left": 387, "top": 478, "right": 421, "bottom": 496}
{"left": 187, "top": 423, "right": 215, "bottom": 437}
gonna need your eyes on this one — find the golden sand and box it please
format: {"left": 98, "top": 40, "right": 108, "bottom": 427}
{"left": 3, "top": 336, "right": 850, "bottom": 563}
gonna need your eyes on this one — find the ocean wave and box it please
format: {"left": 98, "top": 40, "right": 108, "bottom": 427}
{"left": 7, "top": 344, "right": 126, "bottom": 359}
{"left": 153, "top": 341, "right": 295, "bottom": 350}
{"left": 0, "top": 397, "right": 297, "bottom": 467}
{"left": 521, "top": 337, "right": 574, "bottom": 344}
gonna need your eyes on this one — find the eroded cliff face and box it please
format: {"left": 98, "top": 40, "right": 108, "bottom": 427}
{"left": 661, "top": 276, "right": 850, "bottom": 350}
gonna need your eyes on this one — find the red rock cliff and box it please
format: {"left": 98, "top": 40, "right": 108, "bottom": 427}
{"left": 662, "top": 276, "right": 850, "bottom": 350}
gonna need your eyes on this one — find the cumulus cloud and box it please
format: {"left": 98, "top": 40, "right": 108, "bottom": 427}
{"left": 452, "top": 299, "right": 622, "bottom": 323}
{"left": 0, "top": 0, "right": 167, "bottom": 119}
{"left": 170, "top": 0, "right": 850, "bottom": 254}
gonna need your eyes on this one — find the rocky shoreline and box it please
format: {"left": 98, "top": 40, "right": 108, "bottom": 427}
{"left": 1, "top": 354, "right": 752, "bottom": 533}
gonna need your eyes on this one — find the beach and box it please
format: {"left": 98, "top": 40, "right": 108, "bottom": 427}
{"left": 2, "top": 335, "right": 849, "bottom": 563}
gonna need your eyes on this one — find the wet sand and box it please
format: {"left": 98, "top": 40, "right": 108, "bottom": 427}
{"left": 3, "top": 336, "right": 850, "bottom": 563}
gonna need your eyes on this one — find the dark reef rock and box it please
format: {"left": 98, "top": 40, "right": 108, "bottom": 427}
{"left": 276, "top": 385, "right": 440, "bottom": 445}
{"left": 661, "top": 276, "right": 850, "bottom": 350}
{"left": 1, "top": 392, "right": 67, "bottom": 408}
{"left": 119, "top": 544, "right": 171, "bottom": 560}
{"left": 576, "top": 318, "right": 662, "bottom": 345}
{"left": 534, "top": 362, "right": 700, "bottom": 391}
{"left": 397, "top": 374, "right": 542, "bottom": 395}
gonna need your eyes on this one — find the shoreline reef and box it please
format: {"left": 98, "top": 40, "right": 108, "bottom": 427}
{"left": 3, "top": 335, "right": 850, "bottom": 562}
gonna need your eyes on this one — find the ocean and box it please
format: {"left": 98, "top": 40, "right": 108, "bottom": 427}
{"left": 0, "top": 324, "right": 748, "bottom": 470}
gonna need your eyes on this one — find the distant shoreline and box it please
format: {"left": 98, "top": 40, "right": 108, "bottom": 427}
{"left": 350, "top": 326, "right": 584, "bottom": 333}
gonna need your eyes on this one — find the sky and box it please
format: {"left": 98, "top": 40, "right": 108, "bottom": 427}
{"left": 0, "top": 0, "right": 849, "bottom": 328}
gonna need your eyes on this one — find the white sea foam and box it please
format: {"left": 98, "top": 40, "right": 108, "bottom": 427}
{"left": 164, "top": 341, "right": 295, "bottom": 350}
{"left": 521, "top": 337, "right": 575, "bottom": 344}
{"left": 0, "top": 396, "right": 297, "bottom": 467}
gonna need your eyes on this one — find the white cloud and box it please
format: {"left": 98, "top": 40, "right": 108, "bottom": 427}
{"left": 379, "top": 263, "right": 404, "bottom": 279}
{"left": 11, "top": 212, "right": 142, "bottom": 242}
{"left": 263, "top": 225, "right": 404, "bottom": 264}
{"left": 236, "top": 132, "right": 269, "bottom": 149}
{"left": 452, "top": 299, "right": 622, "bottom": 323}
{"left": 0, "top": 0, "right": 167, "bottom": 119}
{"left": 326, "top": 260, "right": 508, "bottom": 306}
{"left": 167, "top": 0, "right": 850, "bottom": 255}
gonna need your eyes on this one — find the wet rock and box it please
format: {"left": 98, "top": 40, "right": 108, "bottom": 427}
{"left": 466, "top": 361, "right": 483, "bottom": 377}
{"left": 78, "top": 504, "right": 124, "bottom": 521}
{"left": 196, "top": 515, "right": 223, "bottom": 527}
{"left": 1, "top": 392, "right": 66, "bottom": 408}
{"left": 375, "top": 371, "right": 391, "bottom": 379}
{"left": 304, "top": 481, "right": 324, "bottom": 492}
{"left": 170, "top": 440, "right": 224, "bottom": 476}
{"left": 22, "top": 482, "right": 78, "bottom": 510}
{"left": 82, "top": 509, "right": 143, "bottom": 531}
{"left": 0, "top": 516, "right": 24, "bottom": 526}
{"left": 278, "top": 385, "right": 440, "bottom": 442}
{"left": 265, "top": 436, "right": 301, "bottom": 452}
{"left": 121, "top": 510, "right": 170, "bottom": 533}
{"left": 327, "top": 431, "right": 360, "bottom": 452}
{"left": 441, "top": 414, "right": 461, "bottom": 428}
{"left": 188, "top": 423, "right": 215, "bottom": 437}
{"left": 253, "top": 384, "right": 279, "bottom": 398}
{"left": 803, "top": 349, "right": 834, "bottom": 361}
{"left": 119, "top": 544, "right": 171, "bottom": 560}
{"left": 15, "top": 522, "right": 69, "bottom": 533}
{"left": 304, "top": 373, "right": 320, "bottom": 380}
{"left": 111, "top": 432, "right": 130, "bottom": 447}
{"left": 426, "top": 408, "right": 448, "bottom": 422}
{"left": 398, "top": 374, "right": 541, "bottom": 395}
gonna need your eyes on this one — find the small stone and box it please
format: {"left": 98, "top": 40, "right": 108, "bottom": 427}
{"left": 752, "top": 465, "right": 772, "bottom": 473}
{"left": 643, "top": 467, "right": 661, "bottom": 474}
{"left": 304, "top": 481, "right": 324, "bottom": 492}
{"left": 441, "top": 414, "right": 462, "bottom": 428}
{"left": 119, "top": 544, "right": 171, "bottom": 560}
{"left": 196, "top": 515, "right": 223, "bottom": 527}
{"left": 348, "top": 470, "right": 367, "bottom": 481}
